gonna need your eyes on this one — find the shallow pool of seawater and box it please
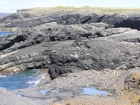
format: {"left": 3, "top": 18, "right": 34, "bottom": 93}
{"left": 0, "top": 69, "right": 46, "bottom": 90}
{"left": 0, "top": 32, "right": 13, "bottom": 37}
{"left": 39, "top": 87, "right": 109, "bottom": 97}
{"left": 82, "top": 87, "right": 109, "bottom": 96}
{"left": 39, "top": 89, "right": 58, "bottom": 94}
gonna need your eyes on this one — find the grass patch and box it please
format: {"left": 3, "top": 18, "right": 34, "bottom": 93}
{"left": 18, "top": 6, "right": 140, "bottom": 15}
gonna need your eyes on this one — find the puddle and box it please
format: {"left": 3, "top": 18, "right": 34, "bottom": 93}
{"left": 82, "top": 87, "right": 109, "bottom": 96}
{"left": 39, "top": 87, "right": 109, "bottom": 96}
{"left": 16, "top": 94, "right": 23, "bottom": 97}
{"left": 39, "top": 89, "right": 58, "bottom": 94}
{"left": 51, "top": 90, "right": 57, "bottom": 93}
{"left": 39, "top": 90, "right": 48, "bottom": 94}
{"left": 0, "top": 32, "right": 13, "bottom": 37}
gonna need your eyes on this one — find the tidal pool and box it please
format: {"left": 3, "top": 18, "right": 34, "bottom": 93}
{"left": 0, "top": 32, "right": 13, "bottom": 37}
{"left": 83, "top": 87, "right": 109, "bottom": 96}
{"left": 39, "top": 90, "right": 48, "bottom": 94}
{"left": 39, "top": 89, "right": 58, "bottom": 94}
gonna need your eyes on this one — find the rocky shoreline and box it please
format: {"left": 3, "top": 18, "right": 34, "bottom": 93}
{"left": 1, "top": 69, "right": 140, "bottom": 105}
{"left": 1, "top": 9, "right": 140, "bottom": 104}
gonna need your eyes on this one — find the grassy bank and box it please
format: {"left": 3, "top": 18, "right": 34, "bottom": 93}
{"left": 17, "top": 6, "right": 140, "bottom": 14}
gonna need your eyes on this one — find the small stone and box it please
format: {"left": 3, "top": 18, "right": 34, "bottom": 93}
{"left": 108, "top": 93, "right": 112, "bottom": 97}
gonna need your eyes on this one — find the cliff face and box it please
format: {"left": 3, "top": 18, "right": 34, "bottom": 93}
{"left": 0, "top": 10, "right": 140, "bottom": 78}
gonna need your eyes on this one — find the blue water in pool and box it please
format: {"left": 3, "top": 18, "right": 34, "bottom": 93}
{"left": 0, "top": 32, "right": 13, "bottom": 37}
{"left": 83, "top": 87, "right": 109, "bottom": 96}
{"left": 0, "top": 69, "right": 46, "bottom": 90}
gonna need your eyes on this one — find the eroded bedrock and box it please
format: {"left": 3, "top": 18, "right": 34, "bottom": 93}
{"left": 1, "top": 11, "right": 140, "bottom": 30}
{"left": 0, "top": 11, "right": 140, "bottom": 79}
{"left": 0, "top": 37, "right": 140, "bottom": 79}
{"left": 0, "top": 88, "right": 36, "bottom": 105}
{"left": 1, "top": 9, "right": 140, "bottom": 105}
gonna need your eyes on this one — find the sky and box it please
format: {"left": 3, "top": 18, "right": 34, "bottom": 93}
{"left": 0, "top": 0, "right": 140, "bottom": 13}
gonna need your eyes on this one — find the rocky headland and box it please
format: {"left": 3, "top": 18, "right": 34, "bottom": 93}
{"left": 1, "top": 7, "right": 140, "bottom": 105}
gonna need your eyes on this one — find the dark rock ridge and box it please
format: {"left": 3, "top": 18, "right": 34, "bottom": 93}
{"left": 0, "top": 22, "right": 134, "bottom": 54}
{"left": 48, "top": 38, "right": 140, "bottom": 78}
{"left": 0, "top": 11, "right": 140, "bottom": 79}
{"left": 1, "top": 12, "right": 140, "bottom": 30}
{"left": 0, "top": 12, "right": 36, "bottom": 24}
{"left": 1, "top": 37, "right": 140, "bottom": 78}
{"left": 0, "top": 22, "right": 108, "bottom": 53}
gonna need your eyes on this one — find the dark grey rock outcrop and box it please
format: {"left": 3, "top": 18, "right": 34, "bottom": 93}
{"left": 0, "top": 22, "right": 140, "bottom": 78}
{"left": 0, "top": 22, "right": 108, "bottom": 53}
{"left": 1, "top": 36, "right": 140, "bottom": 79}
{"left": 0, "top": 22, "right": 137, "bottom": 54}
{"left": 47, "top": 38, "right": 140, "bottom": 78}
{"left": 1, "top": 12, "right": 140, "bottom": 30}
{"left": 106, "top": 29, "right": 140, "bottom": 42}
{"left": 1, "top": 10, "right": 140, "bottom": 105}
{"left": 0, "top": 40, "right": 75, "bottom": 74}
{"left": 0, "top": 12, "right": 36, "bottom": 23}
{"left": 0, "top": 11, "right": 140, "bottom": 79}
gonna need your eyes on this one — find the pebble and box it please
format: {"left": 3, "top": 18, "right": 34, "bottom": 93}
{"left": 108, "top": 93, "right": 112, "bottom": 97}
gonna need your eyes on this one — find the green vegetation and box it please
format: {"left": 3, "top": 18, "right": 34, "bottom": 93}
{"left": 19, "top": 6, "right": 140, "bottom": 15}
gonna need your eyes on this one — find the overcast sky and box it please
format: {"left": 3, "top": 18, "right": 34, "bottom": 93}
{"left": 0, "top": 0, "right": 140, "bottom": 13}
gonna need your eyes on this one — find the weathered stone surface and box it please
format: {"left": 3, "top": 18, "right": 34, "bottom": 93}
{"left": 1, "top": 12, "right": 140, "bottom": 30}
{"left": 106, "top": 29, "right": 140, "bottom": 42}
{"left": 1, "top": 34, "right": 140, "bottom": 78}
{"left": 47, "top": 38, "right": 140, "bottom": 79}
{"left": 1, "top": 11, "right": 140, "bottom": 79}
{"left": 124, "top": 72, "right": 140, "bottom": 89}
{"left": 0, "top": 22, "right": 108, "bottom": 53}
{"left": 0, "top": 22, "right": 138, "bottom": 55}
{"left": 0, "top": 87, "right": 36, "bottom": 105}
{"left": 0, "top": 40, "right": 75, "bottom": 74}
{"left": 1, "top": 10, "right": 140, "bottom": 105}
{"left": 0, "top": 12, "right": 36, "bottom": 24}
